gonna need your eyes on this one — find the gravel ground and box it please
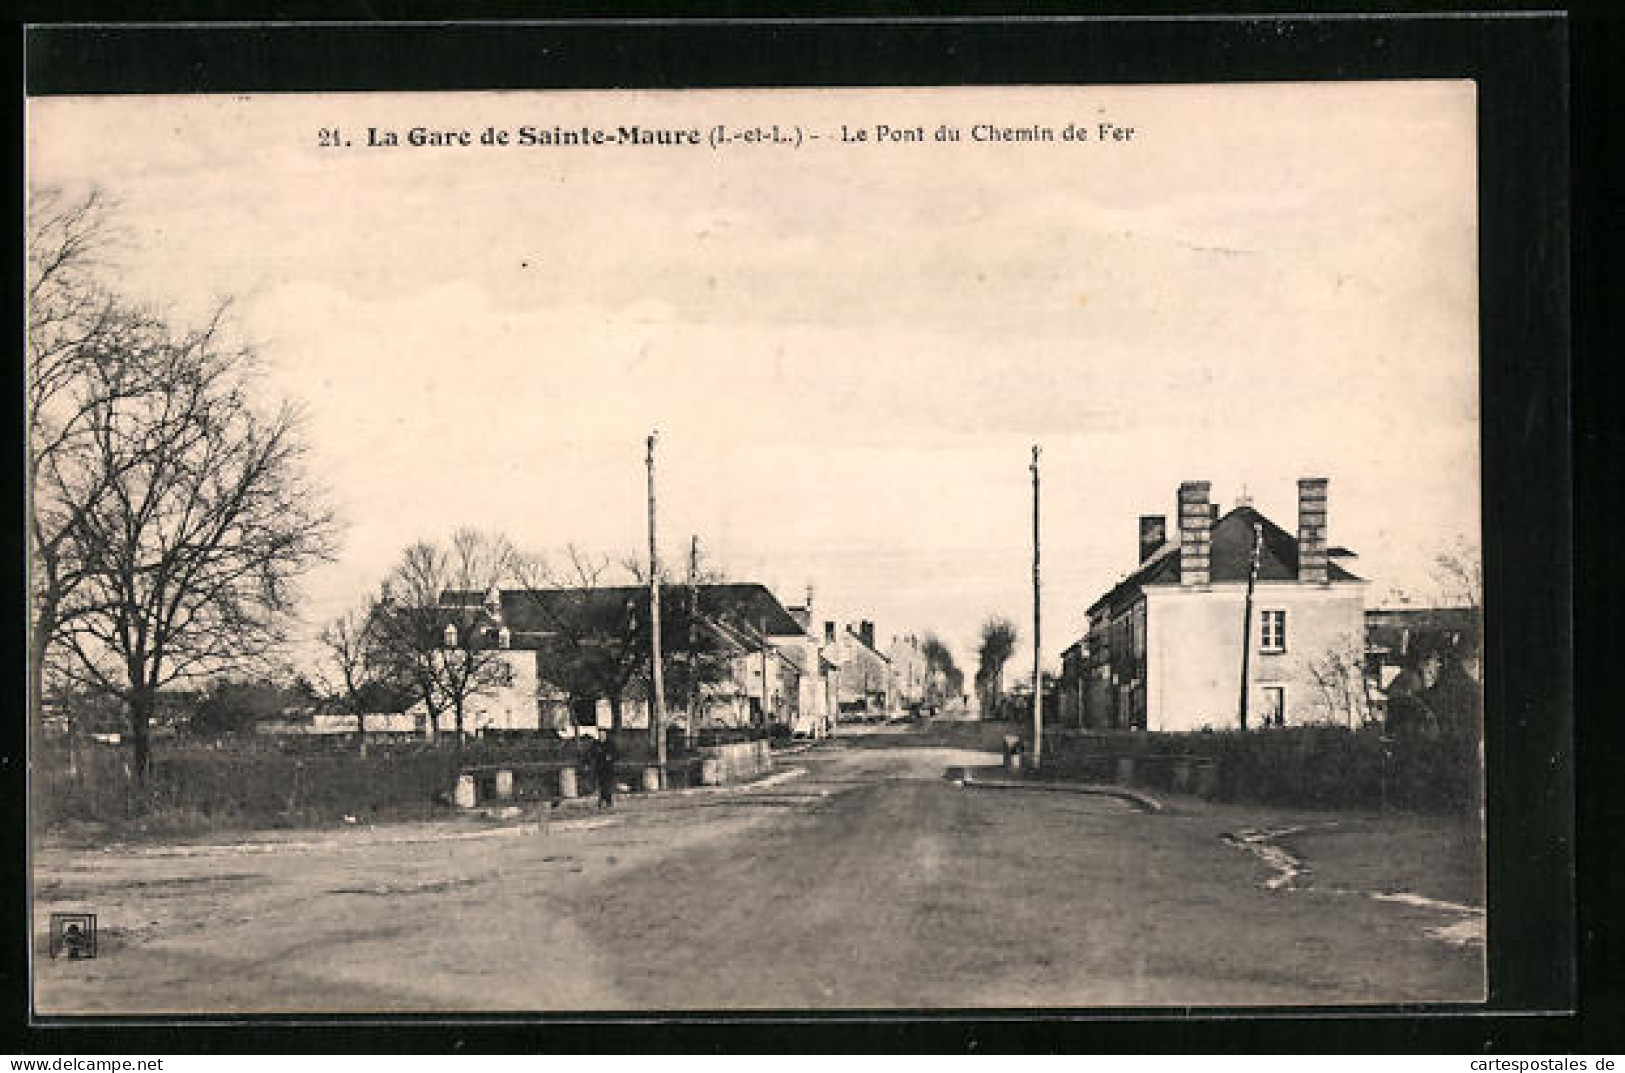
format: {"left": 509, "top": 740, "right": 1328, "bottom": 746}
{"left": 31, "top": 722, "right": 1484, "bottom": 1013}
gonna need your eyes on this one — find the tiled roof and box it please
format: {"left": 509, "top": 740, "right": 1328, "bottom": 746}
{"left": 442, "top": 583, "right": 806, "bottom": 639}
{"left": 1090, "top": 504, "right": 1359, "bottom": 614}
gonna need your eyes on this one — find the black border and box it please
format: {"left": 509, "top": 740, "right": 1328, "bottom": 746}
{"left": 9, "top": 10, "right": 1582, "bottom": 1055}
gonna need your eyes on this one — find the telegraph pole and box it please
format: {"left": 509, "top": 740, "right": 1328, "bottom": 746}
{"left": 759, "top": 615, "right": 770, "bottom": 737}
{"left": 1237, "top": 520, "right": 1264, "bottom": 731}
{"left": 1031, "top": 444, "right": 1043, "bottom": 771}
{"left": 646, "top": 432, "right": 668, "bottom": 787}
{"left": 687, "top": 534, "right": 700, "bottom": 738}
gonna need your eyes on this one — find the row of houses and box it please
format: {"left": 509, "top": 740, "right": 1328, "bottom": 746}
{"left": 269, "top": 583, "right": 931, "bottom": 742}
{"left": 1053, "top": 477, "right": 1479, "bottom": 733}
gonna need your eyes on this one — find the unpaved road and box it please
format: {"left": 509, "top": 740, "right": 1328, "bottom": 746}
{"left": 32, "top": 724, "right": 1483, "bottom": 1013}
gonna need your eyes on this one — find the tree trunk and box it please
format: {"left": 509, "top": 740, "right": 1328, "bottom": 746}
{"left": 454, "top": 698, "right": 467, "bottom": 749}
{"left": 28, "top": 612, "right": 52, "bottom": 786}
{"left": 418, "top": 683, "right": 437, "bottom": 744}
{"left": 356, "top": 708, "right": 368, "bottom": 757}
{"left": 128, "top": 689, "right": 153, "bottom": 786}
{"left": 609, "top": 693, "right": 624, "bottom": 731}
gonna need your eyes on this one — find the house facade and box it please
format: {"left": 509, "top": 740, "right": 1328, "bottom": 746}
{"left": 1057, "top": 640, "right": 1088, "bottom": 728}
{"left": 887, "top": 633, "right": 928, "bottom": 712}
{"left": 1083, "top": 478, "right": 1366, "bottom": 731}
{"left": 416, "top": 582, "right": 830, "bottom": 738}
{"left": 828, "top": 620, "right": 892, "bottom": 715}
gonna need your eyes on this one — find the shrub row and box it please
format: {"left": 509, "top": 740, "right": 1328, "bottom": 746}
{"left": 1038, "top": 725, "right": 1479, "bottom": 813}
{"left": 35, "top": 728, "right": 778, "bottom": 836}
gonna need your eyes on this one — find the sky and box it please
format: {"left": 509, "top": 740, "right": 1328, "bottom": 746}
{"left": 26, "top": 83, "right": 1480, "bottom": 677}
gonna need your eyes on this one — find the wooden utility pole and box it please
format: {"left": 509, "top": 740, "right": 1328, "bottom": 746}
{"left": 1031, "top": 444, "right": 1043, "bottom": 771}
{"left": 646, "top": 432, "right": 668, "bottom": 787}
{"left": 687, "top": 534, "right": 700, "bottom": 737}
{"left": 1237, "top": 520, "right": 1264, "bottom": 731}
{"left": 759, "top": 615, "right": 770, "bottom": 736}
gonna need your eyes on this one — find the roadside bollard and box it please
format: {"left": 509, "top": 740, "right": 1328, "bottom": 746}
{"left": 453, "top": 773, "right": 477, "bottom": 809}
{"left": 494, "top": 769, "right": 514, "bottom": 801}
{"left": 641, "top": 766, "right": 661, "bottom": 793}
{"left": 1195, "top": 761, "right": 1219, "bottom": 798}
{"left": 557, "top": 767, "right": 578, "bottom": 799}
{"left": 1172, "top": 759, "right": 1192, "bottom": 793}
{"left": 1002, "top": 735, "right": 1024, "bottom": 774}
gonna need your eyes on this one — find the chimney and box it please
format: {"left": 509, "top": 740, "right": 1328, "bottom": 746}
{"left": 1177, "top": 480, "right": 1212, "bottom": 586}
{"left": 824, "top": 621, "right": 836, "bottom": 645}
{"left": 859, "top": 620, "right": 876, "bottom": 650}
{"left": 1138, "top": 515, "right": 1167, "bottom": 563}
{"left": 1298, "top": 477, "right": 1329, "bottom": 583}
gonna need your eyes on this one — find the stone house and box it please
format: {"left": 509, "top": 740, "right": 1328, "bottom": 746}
{"left": 1083, "top": 478, "right": 1366, "bottom": 731}
{"left": 826, "top": 620, "right": 892, "bottom": 716}
{"left": 423, "top": 582, "right": 831, "bottom": 737}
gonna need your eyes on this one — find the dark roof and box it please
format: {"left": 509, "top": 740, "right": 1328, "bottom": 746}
{"left": 1365, "top": 606, "right": 1480, "bottom": 657}
{"left": 443, "top": 583, "right": 805, "bottom": 639}
{"left": 1089, "top": 504, "right": 1359, "bottom": 614}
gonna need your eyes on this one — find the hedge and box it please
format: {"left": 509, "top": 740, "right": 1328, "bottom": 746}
{"left": 1037, "top": 725, "right": 1479, "bottom": 813}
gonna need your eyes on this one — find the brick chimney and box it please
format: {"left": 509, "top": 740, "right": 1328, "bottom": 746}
{"left": 1138, "top": 515, "right": 1167, "bottom": 564}
{"left": 858, "top": 620, "right": 876, "bottom": 650}
{"left": 1297, "top": 477, "right": 1329, "bottom": 583}
{"left": 1177, "top": 480, "right": 1212, "bottom": 586}
{"left": 824, "top": 621, "right": 836, "bottom": 645}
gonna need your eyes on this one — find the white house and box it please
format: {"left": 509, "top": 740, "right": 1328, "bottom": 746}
{"left": 1084, "top": 478, "right": 1366, "bottom": 731}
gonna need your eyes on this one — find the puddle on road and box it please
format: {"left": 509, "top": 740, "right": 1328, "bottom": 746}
{"left": 1221, "top": 826, "right": 1485, "bottom": 947}
{"left": 1220, "top": 827, "right": 1316, "bottom": 891}
{"left": 1371, "top": 892, "right": 1486, "bottom": 946}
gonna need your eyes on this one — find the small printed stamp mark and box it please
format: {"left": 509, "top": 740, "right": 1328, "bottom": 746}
{"left": 48, "top": 912, "right": 97, "bottom": 959}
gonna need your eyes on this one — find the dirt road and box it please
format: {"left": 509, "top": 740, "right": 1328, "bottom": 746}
{"left": 32, "top": 724, "right": 1483, "bottom": 1013}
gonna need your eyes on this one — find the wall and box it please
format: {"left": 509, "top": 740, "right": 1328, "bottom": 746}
{"left": 434, "top": 649, "right": 542, "bottom": 734}
{"left": 1144, "top": 580, "right": 1365, "bottom": 731}
{"left": 696, "top": 739, "right": 773, "bottom": 783}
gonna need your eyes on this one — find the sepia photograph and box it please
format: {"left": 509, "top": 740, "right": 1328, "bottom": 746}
{"left": 25, "top": 81, "right": 1488, "bottom": 1014}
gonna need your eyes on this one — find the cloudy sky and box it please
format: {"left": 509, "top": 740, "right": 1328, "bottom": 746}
{"left": 27, "top": 83, "right": 1479, "bottom": 675}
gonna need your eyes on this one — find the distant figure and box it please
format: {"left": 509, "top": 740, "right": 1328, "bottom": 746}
{"left": 591, "top": 734, "right": 619, "bottom": 809}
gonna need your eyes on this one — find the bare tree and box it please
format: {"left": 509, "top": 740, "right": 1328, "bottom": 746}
{"left": 374, "top": 530, "right": 518, "bottom": 746}
{"left": 510, "top": 546, "right": 739, "bottom": 734}
{"left": 1303, "top": 633, "right": 1373, "bottom": 728}
{"left": 30, "top": 189, "right": 338, "bottom": 782}
{"left": 26, "top": 187, "right": 162, "bottom": 762}
{"left": 315, "top": 602, "right": 401, "bottom": 756}
{"left": 1432, "top": 538, "right": 1483, "bottom": 607}
{"left": 45, "top": 320, "right": 337, "bottom": 781}
{"left": 975, "top": 616, "right": 1019, "bottom": 715}
{"left": 512, "top": 547, "right": 648, "bottom": 732}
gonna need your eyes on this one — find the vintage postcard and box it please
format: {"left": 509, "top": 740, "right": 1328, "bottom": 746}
{"left": 27, "top": 82, "right": 1485, "bottom": 1014}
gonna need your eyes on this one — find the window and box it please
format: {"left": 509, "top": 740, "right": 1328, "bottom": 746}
{"left": 1261, "top": 685, "right": 1286, "bottom": 727}
{"left": 1259, "top": 609, "right": 1286, "bottom": 653}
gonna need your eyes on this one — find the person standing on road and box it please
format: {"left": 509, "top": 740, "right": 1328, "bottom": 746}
{"left": 592, "top": 733, "right": 619, "bottom": 810}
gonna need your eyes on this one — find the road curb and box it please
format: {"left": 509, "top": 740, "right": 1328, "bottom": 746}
{"left": 954, "top": 771, "right": 1164, "bottom": 813}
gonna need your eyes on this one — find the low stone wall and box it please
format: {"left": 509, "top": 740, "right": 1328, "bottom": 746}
{"left": 1033, "top": 730, "right": 1221, "bottom": 799}
{"left": 695, "top": 740, "right": 773, "bottom": 785}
